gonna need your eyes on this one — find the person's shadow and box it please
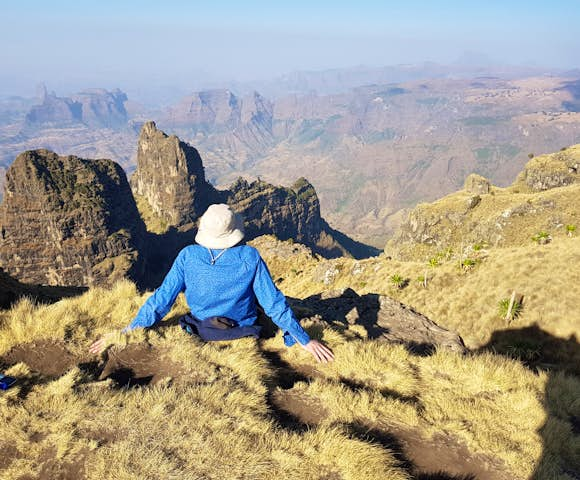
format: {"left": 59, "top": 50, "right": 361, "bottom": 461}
{"left": 477, "top": 325, "right": 580, "bottom": 478}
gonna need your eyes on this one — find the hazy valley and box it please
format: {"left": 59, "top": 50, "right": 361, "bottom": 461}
{"left": 2, "top": 67, "right": 580, "bottom": 247}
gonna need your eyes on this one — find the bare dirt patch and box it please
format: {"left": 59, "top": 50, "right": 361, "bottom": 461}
{"left": 0, "top": 340, "right": 185, "bottom": 390}
{"left": 16, "top": 446, "right": 87, "bottom": 480}
{"left": 0, "top": 443, "right": 21, "bottom": 471}
{"left": 272, "top": 388, "right": 514, "bottom": 480}
{"left": 271, "top": 390, "right": 329, "bottom": 425}
{"left": 1, "top": 340, "right": 78, "bottom": 377}
{"left": 99, "top": 344, "right": 184, "bottom": 388}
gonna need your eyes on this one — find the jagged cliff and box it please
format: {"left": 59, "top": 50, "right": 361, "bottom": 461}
{"left": 163, "top": 89, "right": 275, "bottom": 158}
{"left": 0, "top": 122, "right": 377, "bottom": 288}
{"left": 130, "top": 121, "right": 220, "bottom": 229}
{"left": 0, "top": 150, "right": 145, "bottom": 286}
{"left": 387, "top": 145, "right": 580, "bottom": 260}
{"left": 131, "top": 122, "right": 378, "bottom": 259}
{"left": 226, "top": 177, "right": 347, "bottom": 257}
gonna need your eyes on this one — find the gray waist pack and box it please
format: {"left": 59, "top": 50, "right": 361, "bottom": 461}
{"left": 179, "top": 313, "right": 262, "bottom": 342}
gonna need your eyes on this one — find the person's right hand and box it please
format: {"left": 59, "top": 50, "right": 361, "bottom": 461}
{"left": 301, "top": 339, "right": 334, "bottom": 363}
{"left": 89, "top": 331, "right": 118, "bottom": 355}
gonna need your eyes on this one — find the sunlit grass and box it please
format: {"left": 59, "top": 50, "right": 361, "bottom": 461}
{"left": 1, "top": 276, "right": 579, "bottom": 478}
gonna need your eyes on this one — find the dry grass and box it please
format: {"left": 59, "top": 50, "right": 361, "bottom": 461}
{"left": 255, "top": 234, "right": 580, "bottom": 351}
{"left": 0, "top": 278, "right": 579, "bottom": 479}
{"left": 2, "top": 142, "right": 580, "bottom": 477}
{"left": 0, "top": 284, "right": 409, "bottom": 480}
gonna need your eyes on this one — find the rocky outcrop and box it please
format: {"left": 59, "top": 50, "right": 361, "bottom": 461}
{"left": 515, "top": 149, "right": 580, "bottom": 191}
{"left": 291, "top": 288, "right": 467, "bottom": 353}
{"left": 23, "top": 88, "right": 128, "bottom": 131}
{"left": 0, "top": 150, "right": 145, "bottom": 286}
{"left": 130, "top": 121, "right": 221, "bottom": 228}
{"left": 464, "top": 173, "right": 491, "bottom": 194}
{"left": 226, "top": 177, "right": 329, "bottom": 249}
{"left": 132, "top": 122, "right": 377, "bottom": 259}
{"left": 226, "top": 177, "right": 379, "bottom": 258}
{"left": 387, "top": 145, "right": 580, "bottom": 260}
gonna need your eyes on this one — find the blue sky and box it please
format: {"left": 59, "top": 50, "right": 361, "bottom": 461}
{"left": 1, "top": 1, "right": 579, "bottom": 97}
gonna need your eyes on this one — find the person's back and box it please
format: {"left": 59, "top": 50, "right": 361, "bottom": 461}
{"left": 90, "top": 204, "right": 334, "bottom": 363}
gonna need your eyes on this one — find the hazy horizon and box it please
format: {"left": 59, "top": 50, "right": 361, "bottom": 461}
{"left": 1, "top": 0, "right": 579, "bottom": 102}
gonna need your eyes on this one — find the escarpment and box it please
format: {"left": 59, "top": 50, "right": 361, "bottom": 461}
{"left": 131, "top": 122, "right": 377, "bottom": 259}
{"left": 0, "top": 150, "right": 145, "bottom": 286}
{"left": 0, "top": 122, "right": 378, "bottom": 288}
{"left": 387, "top": 145, "right": 580, "bottom": 260}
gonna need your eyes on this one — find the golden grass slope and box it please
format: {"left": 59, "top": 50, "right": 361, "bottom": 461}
{"left": 253, "top": 234, "right": 580, "bottom": 355}
{"left": 0, "top": 278, "right": 579, "bottom": 478}
{"left": 0, "top": 283, "right": 407, "bottom": 480}
{"left": 386, "top": 144, "right": 580, "bottom": 261}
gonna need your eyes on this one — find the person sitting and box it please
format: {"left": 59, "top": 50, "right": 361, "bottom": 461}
{"left": 90, "top": 204, "right": 334, "bottom": 363}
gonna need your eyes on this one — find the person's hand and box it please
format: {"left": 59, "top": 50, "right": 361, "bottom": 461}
{"left": 89, "top": 331, "right": 119, "bottom": 355}
{"left": 301, "top": 339, "right": 334, "bottom": 363}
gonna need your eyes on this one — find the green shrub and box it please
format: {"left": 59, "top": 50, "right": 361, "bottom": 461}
{"left": 428, "top": 257, "right": 439, "bottom": 268}
{"left": 390, "top": 274, "right": 408, "bottom": 289}
{"left": 416, "top": 275, "right": 428, "bottom": 288}
{"left": 531, "top": 231, "right": 551, "bottom": 244}
{"left": 498, "top": 297, "right": 523, "bottom": 321}
{"left": 461, "top": 258, "right": 478, "bottom": 270}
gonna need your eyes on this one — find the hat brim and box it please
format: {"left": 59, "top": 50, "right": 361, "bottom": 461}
{"left": 195, "top": 228, "right": 245, "bottom": 249}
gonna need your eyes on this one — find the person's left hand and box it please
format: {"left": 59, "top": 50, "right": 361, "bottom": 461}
{"left": 89, "top": 331, "right": 119, "bottom": 355}
{"left": 301, "top": 339, "right": 335, "bottom": 363}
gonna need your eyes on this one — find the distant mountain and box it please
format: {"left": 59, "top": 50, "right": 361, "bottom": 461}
{"left": 157, "top": 75, "right": 580, "bottom": 246}
{"left": 2, "top": 71, "right": 580, "bottom": 247}
{"left": 242, "top": 61, "right": 547, "bottom": 98}
{"left": 23, "top": 87, "right": 128, "bottom": 131}
{"left": 0, "top": 88, "right": 138, "bottom": 183}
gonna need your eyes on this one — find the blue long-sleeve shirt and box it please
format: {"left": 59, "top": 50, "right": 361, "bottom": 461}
{"left": 126, "top": 244, "right": 311, "bottom": 346}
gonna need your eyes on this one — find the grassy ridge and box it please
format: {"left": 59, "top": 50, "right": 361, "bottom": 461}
{"left": 0, "top": 278, "right": 579, "bottom": 478}
{"left": 254, "top": 234, "right": 580, "bottom": 355}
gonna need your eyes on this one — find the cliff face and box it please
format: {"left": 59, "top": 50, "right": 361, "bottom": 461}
{"left": 72, "top": 89, "right": 128, "bottom": 129}
{"left": 226, "top": 177, "right": 345, "bottom": 257}
{"left": 0, "top": 150, "right": 145, "bottom": 286}
{"left": 132, "top": 122, "right": 377, "bottom": 259}
{"left": 24, "top": 93, "right": 82, "bottom": 129}
{"left": 130, "top": 121, "right": 221, "bottom": 228}
{"left": 165, "top": 89, "right": 275, "bottom": 156}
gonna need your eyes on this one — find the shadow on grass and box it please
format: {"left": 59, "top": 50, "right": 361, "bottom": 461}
{"left": 478, "top": 325, "right": 580, "bottom": 478}
{"left": 346, "top": 422, "right": 476, "bottom": 479}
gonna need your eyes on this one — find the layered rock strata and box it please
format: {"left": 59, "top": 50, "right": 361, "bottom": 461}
{"left": 0, "top": 150, "right": 145, "bottom": 286}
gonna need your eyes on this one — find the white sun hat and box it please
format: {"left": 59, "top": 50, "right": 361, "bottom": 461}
{"left": 195, "top": 204, "right": 245, "bottom": 249}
